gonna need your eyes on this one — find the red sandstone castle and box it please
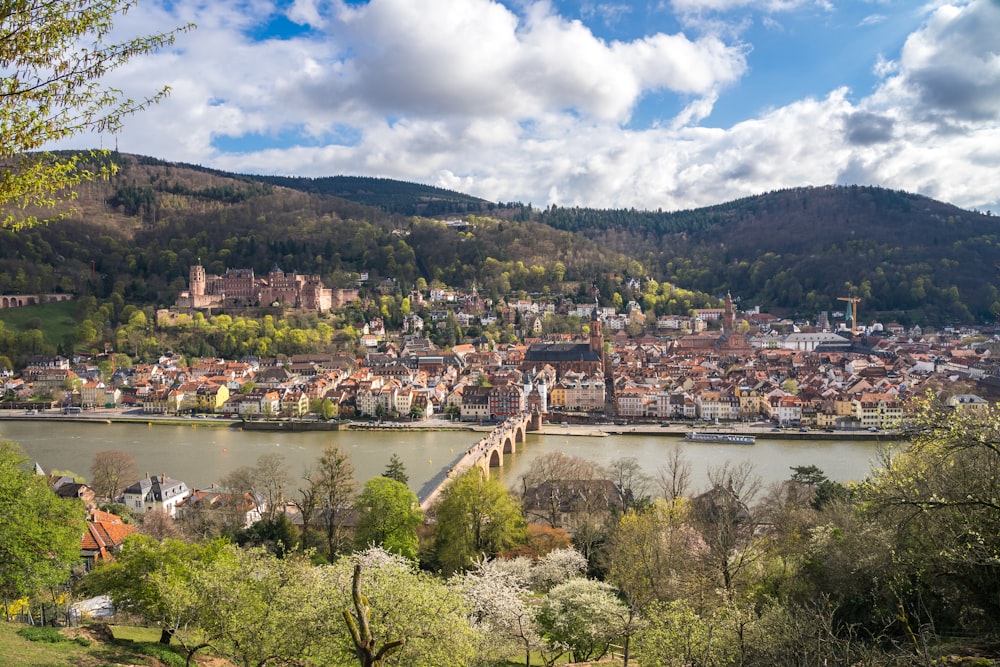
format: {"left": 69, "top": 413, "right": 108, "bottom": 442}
{"left": 175, "top": 264, "right": 354, "bottom": 312}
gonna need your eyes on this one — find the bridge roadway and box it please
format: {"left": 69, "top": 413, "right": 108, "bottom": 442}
{"left": 418, "top": 411, "right": 537, "bottom": 512}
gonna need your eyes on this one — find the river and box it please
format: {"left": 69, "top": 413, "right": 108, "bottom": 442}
{"left": 1, "top": 420, "right": 890, "bottom": 499}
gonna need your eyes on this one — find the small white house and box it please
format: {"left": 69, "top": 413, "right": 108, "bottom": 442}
{"left": 122, "top": 473, "right": 191, "bottom": 518}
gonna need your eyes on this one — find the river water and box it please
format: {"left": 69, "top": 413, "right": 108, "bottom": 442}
{"left": 1, "top": 420, "right": 889, "bottom": 499}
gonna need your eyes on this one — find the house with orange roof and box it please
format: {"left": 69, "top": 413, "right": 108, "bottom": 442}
{"left": 80, "top": 509, "right": 137, "bottom": 570}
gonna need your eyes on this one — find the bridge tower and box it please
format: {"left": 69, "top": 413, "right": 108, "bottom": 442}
{"left": 528, "top": 409, "right": 542, "bottom": 431}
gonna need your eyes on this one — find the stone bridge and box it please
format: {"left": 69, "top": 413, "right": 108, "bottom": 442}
{"left": 0, "top": 293, "right": 74, "bottom": 309}
{"left": 419, "top": 411, "right": 540, "bottom": 511}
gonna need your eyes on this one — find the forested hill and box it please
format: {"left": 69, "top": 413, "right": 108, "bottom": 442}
{"left": 250, "top": 175, "right": 502, "bottom": 217}
{"left": 3, "top": 154, "right": 998, "bottom": 326}
{"left": 118, "top": 156, "right": 500, "bottom": 217}
{"left": 0, "top": 154, "right": 666, "bottom": 316}
{"left": 535, "top": 186, "right": 1000, "bottom": 324}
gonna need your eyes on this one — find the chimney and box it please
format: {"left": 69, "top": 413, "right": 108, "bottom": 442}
{"left": 145, "top": 472, "right": 149, "bottom": 479}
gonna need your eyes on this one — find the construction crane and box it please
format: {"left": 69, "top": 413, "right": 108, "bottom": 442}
{"left": 838, "top": 297, "right": 861, "bottom": 333}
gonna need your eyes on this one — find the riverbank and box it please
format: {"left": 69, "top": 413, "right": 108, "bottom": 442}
{"left": 4, "top": 418, "right": 888, "bottom": 495}
{"left": 0, "top": 408, "right": 897, "bottom": 441}
{"left": 585, "top": 423, "right": 896, "bottom": 441}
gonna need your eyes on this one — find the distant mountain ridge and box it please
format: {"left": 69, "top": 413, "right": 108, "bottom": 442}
{"left": 251, "top": 175, "right": 496, "bottom": 216}
{"left": 533, "top": 185, "right": 1000, "bottom": 324}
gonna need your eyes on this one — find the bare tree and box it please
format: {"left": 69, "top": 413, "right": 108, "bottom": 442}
{"left": 139, "top": 508, "right": 184, "bottom": 541}
{"left": 90, "top": 449, "right": 138, "bottom": 502}
{"left": 654, "top": 444, "right": 691, "bottom": 502}
{"left": 252, "top": 453, "right": 289, "bottom": 521}
{"left": 519, "top": 451, "right": 604, "bottom": 528}
{"left": 691, "top": 460, "right": 762, "bottom": 597}
{"left": 293, "top": 468, "right": 320, "bottom": 551}
{"left": 221, "top": 465, "right": 255, "bottom": 498}
{"left": 306, "top": 445, "right": 356, "bottom": 558}
{"left": 607, "top": 456, "right": 651, "bottom": 511}
{"left": 222, "top": 453, "right": 289, "bottom": 522}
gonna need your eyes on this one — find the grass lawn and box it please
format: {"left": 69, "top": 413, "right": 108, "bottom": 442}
{"left": 0, "top": 621, "right": 195, "bottom": 666}
{"left": 109, "top": 624, "right": 164, "bottom": 643}
{"left": 0, "top": 300, "right": 79, "bottom": 346}
{"left": 1, "top": 621, "right": 630, "bottom": 667}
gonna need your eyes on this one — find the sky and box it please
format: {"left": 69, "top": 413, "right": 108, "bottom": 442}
{"left": 62, "top": 0, "right": 1000, "bottom": 212}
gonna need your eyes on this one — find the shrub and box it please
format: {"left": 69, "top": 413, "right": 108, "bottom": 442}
{"left": 135, "top": 642, "right": 186, "bottom": 667}
{"left": 16, "top": 626, "right": 66, "bottom": 643}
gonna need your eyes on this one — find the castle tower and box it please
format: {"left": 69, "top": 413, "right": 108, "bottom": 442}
{"left": 190, "top": 263, "right": 206, "bottom": 297}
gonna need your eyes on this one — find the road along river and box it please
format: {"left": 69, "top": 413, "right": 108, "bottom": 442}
{"left": 1, "top": 419, "right": 892, "bottom": 500}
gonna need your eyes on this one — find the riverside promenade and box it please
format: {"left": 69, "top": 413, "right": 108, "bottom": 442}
{"left": 418, "top": 412, "right": 536, "bottom": 511}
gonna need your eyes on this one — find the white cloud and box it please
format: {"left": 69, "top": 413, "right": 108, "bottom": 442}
{"left": 858, "top": 13, "right": 887, "bottom": 26}
{"left": 669, "top": 0, "right": 827, "bottom": 17}
{"left": 287, "top": 0, "right": 327, "bottom": 27}
{"left": 47, "top": 0, "right": 1000, "bottom": 214}
{"left": 580, "top": 3, "right": 633, "bottom": 26}
{"left": 312, "top": 0, "right": 746, "bottom": 123}
{"left": 884, "top": 0, "right": 1000, "bottom": 122}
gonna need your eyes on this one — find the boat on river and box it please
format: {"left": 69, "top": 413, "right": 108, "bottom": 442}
{"left": 685, "top": 431, "right": 756, "bottom": 445}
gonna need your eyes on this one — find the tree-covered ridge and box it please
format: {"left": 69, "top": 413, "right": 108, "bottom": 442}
{"left": 0, "top": 154, "right": 646, "bottom": 306}
{"left": 127, "top": 156, "right": 494, "bottom": 216}
{"left": 536, "top": 186, "right": 1000, "bottom": 323}
{"left": 250, "top": 174, "right": 499, "bottom": 216}
{"left": 4, "top": 154, "right": 998, "bottom": 326}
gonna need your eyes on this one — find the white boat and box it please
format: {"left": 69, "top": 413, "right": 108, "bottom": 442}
{"left": 685, "top": 431, "right": 756, "bottom": 445}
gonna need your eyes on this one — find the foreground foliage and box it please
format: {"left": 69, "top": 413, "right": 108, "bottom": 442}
{"left": 432, "top": 469, "right": 527, "bottom": 574}
{"left": 0, "top": 442, "right": 85, "bottom": 600}
{"left": 8, "top": 399, "right": 997, "bottom": 666}
{"left": 0, "top": 2, "right": 189, "bottom": 228}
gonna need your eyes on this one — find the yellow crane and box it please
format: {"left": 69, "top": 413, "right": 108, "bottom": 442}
{"left": 838, "top": 297, "right": 861, "bottom": 333}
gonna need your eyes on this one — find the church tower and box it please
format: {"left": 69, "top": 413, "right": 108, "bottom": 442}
{"left": 723, "top": 292, "right": 735, "bottom": 333}
{"left": 589, "top": 308, "right": 603, "bottom": 355}
{"left": 190, "top": 263, "right": 206, "bottom": 297}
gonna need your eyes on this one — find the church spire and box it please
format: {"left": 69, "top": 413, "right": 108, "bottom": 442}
{"left": 723, "top": 292, "right": 735, "bottom": 333}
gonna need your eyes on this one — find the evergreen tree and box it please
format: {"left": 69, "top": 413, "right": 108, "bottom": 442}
{"left": 382, "top": 453, "right": 409, "bottom": 485}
